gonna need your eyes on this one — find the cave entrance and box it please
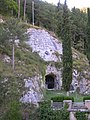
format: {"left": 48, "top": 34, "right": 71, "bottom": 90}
{"left": 45, "top": 74, "right": 55, "bottom": 89}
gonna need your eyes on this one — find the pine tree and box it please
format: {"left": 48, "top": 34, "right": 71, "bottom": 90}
{"left": 86, "top": 8, "right": 90, "bottom": 64}
{"left": 0, "top": 18, "right": 28, "bottom": 71}
{"left": 62, "top": 0, "right": 73, "bottom": 92}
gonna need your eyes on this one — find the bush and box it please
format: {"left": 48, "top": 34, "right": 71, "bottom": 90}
{"left": 51, "top": 96, "right": 64, "bottom": 102}
{"left": 64, "top": 96, "right": 74, "bottom": 102}
{"left": 3, "top": 101, "right": 22, "bottom": 120}
{"left": 51, "top": 96, "right": 74, "bottom": 102}
{"left": 75, "top": 111, "right": 88, "bottom": 120}
{"left": 83, "top": 96, "right": 90, "bottom": 102}
{"left": 39, "top": 101, "right": 69, "bottom": 120}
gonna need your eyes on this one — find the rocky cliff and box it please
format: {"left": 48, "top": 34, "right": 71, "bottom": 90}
{"left": 26, "top": 28, "right": 90, "bottom": 95}
{"left": 0, "top": 27, "right": 90, "bottom": 106}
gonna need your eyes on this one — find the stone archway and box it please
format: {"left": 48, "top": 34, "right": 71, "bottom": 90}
{"left": 45, "top": 74, "right": 55, "bottom": 89}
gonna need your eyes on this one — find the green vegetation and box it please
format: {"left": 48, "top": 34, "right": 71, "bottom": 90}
{"left": 62, "top": 1, "right": 73, "bottom": 92}
{"left": 83, "top": 96, "right": 90, "bottom": 102}
{"left": 2, "top": 101, "right": 22, "bottom": 120}
{"left": 51, "top": 95, "right": 74, "bottom": 102}
{"left": 0, "top": 0, "right": 18, "bottom": 15}
{"left": 0, "top": 0, "right": 88, "bottom": 55}
{"left": 0, "top": 19, "right": 46, "bottom": 119}
{"left": 0, "top": 42, "right": 46, "bottom": 78}
{"left": 86, "top": 8, "right": 90, "bottom": 64}
{"left": 0, "top": 18, "right": 28, "bottom": 70}
{"left": 44, "top": 90, "right": 84, "bottom": 102}
{"left": 39, "top": 101, "right": 69, "bottom": 120}
{"left": 75, "top": 111, "right": 88, "bottom": 120}
{"left": 0, "top": 1, "right": 90, "bottom": 120}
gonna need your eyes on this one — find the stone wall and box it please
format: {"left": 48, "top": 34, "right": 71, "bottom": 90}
{"left": 20, "top": 75, "right": 43, "bottom": 106}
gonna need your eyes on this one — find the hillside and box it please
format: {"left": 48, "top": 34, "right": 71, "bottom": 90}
{"left": 0, "top": 25, "right": 90, "bottom": 106}
{"left": 0, "top": 41, "right": 46, "bottom": 104}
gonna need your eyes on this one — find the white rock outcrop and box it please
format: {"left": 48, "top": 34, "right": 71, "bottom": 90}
{"left": 22, "top": 28, "right": 90, "bottom": 104}
{"left": 20, "top": 76, "right": 43, "bottom": 105}
{"left": 27, "top": 28, "right": 62, "bottom": 62}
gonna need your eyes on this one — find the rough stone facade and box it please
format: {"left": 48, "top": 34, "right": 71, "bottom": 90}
{"left": 20, "top": 75, "right": 43, "bottom": 106}
{"left": 2, "top": 28, "right": 90, "bottom": 105}
{"left": 27, "top": 28, "right": 62, "bottom": 62}
{"left": 27, "top": 28, "right": 90, "bottom": 95}
{"left": 45, "top": 63, "right": 62, "bottom": 90}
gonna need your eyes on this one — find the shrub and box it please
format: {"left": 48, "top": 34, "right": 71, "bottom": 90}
{"left": 3, "top": 101, "right": 22, "bottom": 120}
{"left": 83, "top": 96, "right": 90, "bottom": 102}
{"left": 51, "top": 96, "right": 64, "bottom": 102}
{"left": 75, "top": 111, "right": 88, "bottom": 120}
{"left": 64, "top": 96, "right": 74, "bottom": 102}
{"left": 51, "top": 96, "right": 74, "bottom": 102}
{"left": 39, "top": 101, "right": 69, "bottom": 120}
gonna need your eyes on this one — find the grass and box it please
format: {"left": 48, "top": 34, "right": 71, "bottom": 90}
{"left": 44, "top": 90, "right": 84, "bottom": 102}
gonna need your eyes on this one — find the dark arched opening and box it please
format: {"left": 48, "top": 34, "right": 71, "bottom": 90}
{"left": 45, "top": 74, "right": 55, "bottom": 89}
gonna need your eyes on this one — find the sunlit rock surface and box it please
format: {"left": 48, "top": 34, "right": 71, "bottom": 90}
{"left": 21, "top": 28, "right": 90, "bottom": 104}
{"left": 20, "top": 76, "right": 43, "bottom": 106}
{"left": 27, "top": 28, "right": 62, "bottom": 62}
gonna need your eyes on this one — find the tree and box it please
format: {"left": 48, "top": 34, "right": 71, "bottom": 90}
{"left": 70, "top": 7, "right": 87, "bottom": 53}
{"left": 23, "top": 0, "right": 26, "bottom": 21}
{"left": 0, "top": 0, "right": 18, "bottom": 15}
{"left": 1, "top": 18, "right": 28, "bottom": 71}
{"left": 18, "top": 0, "right": 20, "bottom": 18}
{"left": 62, "top": 0, "right": 73, "bottom": 93}
{"left": 86, "top": 8, "right": 90, "bottom": 64}
{"left": 56, "top": 1, "right": 63, "bottom": 37}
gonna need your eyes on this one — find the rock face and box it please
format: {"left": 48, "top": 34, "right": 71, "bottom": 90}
{"left": 27, "top": 28, "right": 90, "bottom": 95}
{"left": 27, "top": 28, "right": 62, "bottom": 62}
{"left": 20, "top": 75, "right": 43, "bottom": 106}
{"left": 45, "top": 64, "right": 62, "bottom": 90}
{"left": 21, "top": 28, "right": 90, "bottom": 104}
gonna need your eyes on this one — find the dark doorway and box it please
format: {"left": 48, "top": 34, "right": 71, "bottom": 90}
{"left": 45, "top": 74, "right": 55, "bottom": 89}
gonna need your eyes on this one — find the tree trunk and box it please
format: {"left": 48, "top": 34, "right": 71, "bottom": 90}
{"left": 32, "top": 1, "right": 34, "bottom": 26}
{"left": 24, "top": 0, "right": 26, "bottom": 21}
{"left": 12, "top": 42, "right": 15, "bottom": 71}
{"left": 18, "top": 0, "right": 20, "bottom": 19}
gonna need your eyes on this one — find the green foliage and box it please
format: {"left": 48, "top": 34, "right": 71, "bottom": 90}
{"left": 0, "top": 0, "right": 18, "bottom": 15}
{"left": 4, "top": 18, "right": 28, "bottom": 42}
{"left": 0, "top": 18, "right": 29, "bottom": 70}
{"left": 5, "top": 0, "right": 18, "bottom": 11}
{"left": 75, "top": 111, "right": 88, "bottom": 120}
{"left": 62, "top": 2, "right": 73, "bottom": 91}
{"left": 71, "top": 7, "right": 87, "bottom": 53}
{"left": 39, "top": 101, "right": 69, "bottom": 120}
{"left": 51, "top": 96, "right": 64, "bottom": 102}
{"left": 3, "top": 101, "right": 22, "bottom": 120}
{"left": 14, "top": 43, "right": 46, "bottom": 78}
{"left": 0, "top": 25, "right": 9, "bottom": 46}
{"left": 0, "top": 76, "right": 6, "bottom": 105}
{"left": 0, "top": 0, "right": 88, "bottom": 55}
{"left": 44, "top": 90, "right": 84, "bottom": 102}
{"left": 83, "top": 96, "right": 90, "bottom": 102}
{"left": 86, "top": 8, "right": 90, "bottom": 64}
{"left": 64, "top": 102, "right": 69, "bottom": 109}
{"left": 55, "top": 62, "right": 62, "bottom": 69}
{"left": 64, "top": 96, "right": 74, "bottom": 102}
{"left": 0, "top": 18, "right": 28, "bottom": 47}
{"left": 51, "top": 96, "right": 74, "bottom": 102}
